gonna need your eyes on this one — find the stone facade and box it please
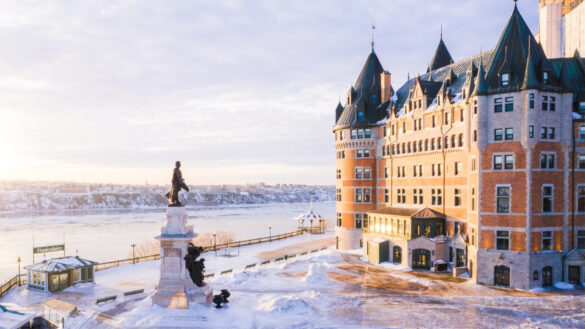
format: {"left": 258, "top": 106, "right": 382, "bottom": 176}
{"left": 540, "top": 0, "right": 585, "bottom": 58}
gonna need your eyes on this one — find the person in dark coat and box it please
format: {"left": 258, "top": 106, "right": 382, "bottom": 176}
{"left": 185, "top": 243, "right": 205, "bottom": 287}
{"left": 166, "top": 161, "right": 189, "bottom": 206}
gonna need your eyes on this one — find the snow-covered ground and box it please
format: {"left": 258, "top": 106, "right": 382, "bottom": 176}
{"left": 3, "top": 232, "right": 585, "bottom": 328}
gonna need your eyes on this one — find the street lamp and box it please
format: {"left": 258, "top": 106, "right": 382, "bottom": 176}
{"left": 213, "top": 234, "right": 217, "bottom": 256}
{"left": 319, "top": 219, "right": 324, "bottom": 234}
{"left": 269, "top": 226, "right": 272, "bottom": 242}
{"left": 17, "top": 257, "right": 21, "bottom": 287}
{"left": 131, "top": 244, "right": 136, "bottom": 264}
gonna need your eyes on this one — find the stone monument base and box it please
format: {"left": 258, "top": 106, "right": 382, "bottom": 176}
{"left": 152, "top": 279, "right": 189, "bottom": 309}
{"left": 185, "top": 281, "right": 213, "bottom": 306}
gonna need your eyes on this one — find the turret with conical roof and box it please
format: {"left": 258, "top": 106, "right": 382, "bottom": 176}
{"left": 428, "top": 35, "right": 454, "bottom": 72}
{"left": 335, "top": 49, "right": 385, "bottom": 128}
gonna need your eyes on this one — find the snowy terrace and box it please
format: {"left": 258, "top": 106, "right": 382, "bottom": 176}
{"left": 2, "top": 230, "right": 585, "bottom": 328}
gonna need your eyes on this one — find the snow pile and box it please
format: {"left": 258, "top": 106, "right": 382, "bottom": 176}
{"left": 303, "top": 263, "right": 330, "bottom": 284}
{"left": 257, "top": 295, "right": 314, "bottom": 315}
{"left": 554, "top": 281, "right": 575, "bottom": 290}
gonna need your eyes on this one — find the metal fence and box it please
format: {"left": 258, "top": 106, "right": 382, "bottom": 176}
{"left": 0, "top": 274, "right": 26, "bottom": 298}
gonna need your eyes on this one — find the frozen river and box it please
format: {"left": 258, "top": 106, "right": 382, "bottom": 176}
{"left": 0, "top": 201, "right": 335, "bottom": 283}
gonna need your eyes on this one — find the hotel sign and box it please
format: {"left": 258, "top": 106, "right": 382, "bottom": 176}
{"left": 33, "top": 244, "right": 65, "bottom": 255}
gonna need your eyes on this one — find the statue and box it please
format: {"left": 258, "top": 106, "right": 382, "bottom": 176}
{"left": 185, "top": 243, "right": 206, "bottom": 287}
{"left": 166, "top": 161, "right": 190, "bottom": 206}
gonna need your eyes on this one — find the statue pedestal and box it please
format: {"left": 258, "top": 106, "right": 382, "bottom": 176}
{"left": 152, "top": 206, "right": 212, "bottom": 308}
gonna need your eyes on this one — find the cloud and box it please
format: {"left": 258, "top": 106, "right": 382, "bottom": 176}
{"left": 0, "top": 0, "right": 539, "bottom": 184}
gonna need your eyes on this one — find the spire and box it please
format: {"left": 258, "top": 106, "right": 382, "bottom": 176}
{"left": 474, "top": 63, "right": 488, "bottom": 95}
{"left": 371, "top": 23, "right": 375, "bottom": 51}
{"left": 522, "top": 39, "right": 539, "bottom": 90}
{"left": 428, "top": 34, "right": 454, "bottom": 72}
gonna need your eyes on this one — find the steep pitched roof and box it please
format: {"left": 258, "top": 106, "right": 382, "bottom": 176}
{"left": 428, "top": 37, "right": 454, "bottom": 72}
{"left": 335, "top": 50, "right": 385, "bottom": 128}
{"left": 484, "top": 4, "right": 552, "bottom": 91}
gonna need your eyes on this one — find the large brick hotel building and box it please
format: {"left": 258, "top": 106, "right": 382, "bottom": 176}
{"left": 333, "top": 2, "right": 585, "bottom": 289}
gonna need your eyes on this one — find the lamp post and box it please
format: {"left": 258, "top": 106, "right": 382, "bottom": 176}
{"left": 310, "top": 219, "right": 314, "bottom": 233}
{"left": 131, "top": 244, "right": 136, "bottom": 264}
{"left": 269, "top": 226, "right": 272, "bottom": 242}
{"left": 319, "top": 219, "right": 323, "bottom": 234}
{"left": 213, "top": 234, "right": 217, "bottom": 256}
{"left": 17, "top": 257, "right": 21, "bottom": 287}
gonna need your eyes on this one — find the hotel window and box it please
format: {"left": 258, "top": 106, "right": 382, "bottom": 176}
{"left": 355, "top": 214, "right": 363, "bottom": 229}
{"left": 455, "top": 162, "right": 462, "bottom": 175}
{"left": 504, "top": 155, "right": 514, "bottom": 169}
{"left": 549, "top": 127, "right": 555, "bottom": 139}
{"left": 473, "top": 129, "right": 477, "bottom": 142}
{"left": 351, "top": 129, "right": 357, "bottom": 139}
{"left": 542, "top": 185, "right": 553, "bottom": 213}
{"left": 474, "top": 100, "right": 478, "bottom": 114}
{"left": 493, "top": 155, "right": 503, "bottom": 170}
{"left": 542, "top": 96, "right": 549, "bottom": 111}
{"left": 542, "top": 231, "right": 552, "bottom": 250}
{"left": 529, "top": 125, "right": 534, "bottom": 138}
{"left": 494, "top": 128, "right": 503, "bottom": 141}
{"left": 543, "top": 71, "right": 549, "bottom": 84}
{"left": 472, "top": 187, "right": 476, "bottom": 211}
{"left": 496, "top": 231, "right": 510, "bottom": 250}
{"left": 496, "top": 186, "right": 510, "bottom": 213}
{"left": 363, "top": 168, "right": 371, "bottom": 179}
{"left": 336, "top": 189, "right": 341, "bottom": 201}
{"left": 355, "top": 168, "right": 363, "bottom": 179}
{"left": 451, "top": 135, "right": 456, "bottom": 148}
{"left": 357, "top": 129, "right": 364, "bottom": 139}
{"left": 425, "top": 139, "right": 429, "bottom": 151}
{"left": 501, "top": 73, "right": 510, "bottom": 86}
{"left": 529, "top": 93, "right": 534, "bottom": 109}
{"left": 336, "top": 213, "right": 342, "bottom": 227}
{"left": 384, "top": 189, "right": 389, "bottom": 203}
{"left": 460, "top": 108, "right": 464, "bottom": 121}
{"left": 355, "top": 189, "right": 370, "bottom": 203}
{"left": 437, "top": 137, "right": 442, "bottom": 149}
{"left": 540, "top": 153, "right": 555, "bottom": 169}
{"left": 580, "top": 126, "right": 585, "bottom": 140}
{"left": 397, "top": 189, "right": 406, "bottom": 204}
{"left": 494, "top": 98, "right": 503, "bottom": 112}
{"left": 454, "top": 189, "right": 461, "bottom": 206}
{"left": 505, "top": 128, "right": 514, "bottom": 140}
{"left": 336, "top": 169, "right": 341, "bottom": 179}
{"left": 431, "top": 139, "right": 435, "bottom": 150}
{"left": 580, "top": 155, "right": 585, "bottom": 169}
{"left": 356, "top": 150, "right": 363, "bottom": 158}
{"left": 384, "top": 167, "right": 390, "bottom": 178}
{"left": 444, "top": 136, "right": 449, "bottom": 149}
{"left": 549, "top": 97, "right": 556, "bottom": 111}
{"left": 357, "top": 111, "right": 364, "bottom": 120}
{"left": 432, "top": 115, "right": 436, "bottom": 127}
{"left": 365, "top": 129, "right": 371, "bottom": 138}
{"left": 444, "top": 112, "right": 450, "bottom": 125}
{"left": 578, "top": 230, "right": 585, "bottom": 249}
{"left": 431, "top": 189, "right": 442, "bottom": 206}
{"left": 505, "top": 97, "right": 514, "bottom": 112}
{"left": 458, "top": 134, "right": 463, "bottom": 147}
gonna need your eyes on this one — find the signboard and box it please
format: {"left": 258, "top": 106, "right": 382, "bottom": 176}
{"left": 33, "top": 244, "right": 65, "bottom": 255}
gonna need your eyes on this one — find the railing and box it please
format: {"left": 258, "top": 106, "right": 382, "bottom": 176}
{"left": 1, "top": 227, "right": 326, "bottom": 299}
{"left": 0, "top": 274, "right": 26, "bottom": 298}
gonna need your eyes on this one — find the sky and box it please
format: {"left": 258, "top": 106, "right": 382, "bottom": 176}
{"left": 0, "top": 0, "right": 538, "bottom": 185}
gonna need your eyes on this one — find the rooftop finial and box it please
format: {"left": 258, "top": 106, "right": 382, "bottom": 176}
{"left": 440, "top": 24, "right": 443, "bottom": 39}
{"left": 371, "top": 23, "right": 376, "bottom": 50}
{"left": 514, "top": 0, "right": 518, "bottom": 8}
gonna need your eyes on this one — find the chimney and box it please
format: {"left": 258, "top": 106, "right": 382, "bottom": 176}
{"left": 380, "top": 71, "right": 392, "bottom": 103}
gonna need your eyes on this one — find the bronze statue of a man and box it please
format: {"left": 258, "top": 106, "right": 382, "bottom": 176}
{"left": 166, "top": 161, "right": 189, "bottom": 206}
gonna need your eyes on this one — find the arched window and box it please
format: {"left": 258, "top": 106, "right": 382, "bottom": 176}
{"left": 419, "top": 140, "right": 423, "bottom": 152}
{"left": 451, "top": 135, "right": 456, "bottom": 148}
{"left": 431, "top": 139, "right": 435, "bottom": 150}
{"left": 437, "top": 137, "right": 442, "bottom": 149}
{"left": 459, "top": 134, "right": 464, "bottom": 147}
{"left": 425, "top": 139, "right": 429, "bottom": 151}
{"left": 444, "top": 136, "right": 449, "bottom": 149}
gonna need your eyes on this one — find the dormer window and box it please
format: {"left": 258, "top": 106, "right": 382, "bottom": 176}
{"left": 372, "top": 94, "right": 377, "bottom": 103}
{"left": 543, "top": 71, "right": 549, "bottom": 84}
{"left": 580, "top": 102, "right": 585, "bottom": 114}
{"left": 502, "top": 73, "right": 510, "bottom": 86}
{"left": 357, "top": 111, "right": 364, "bottom": 120}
